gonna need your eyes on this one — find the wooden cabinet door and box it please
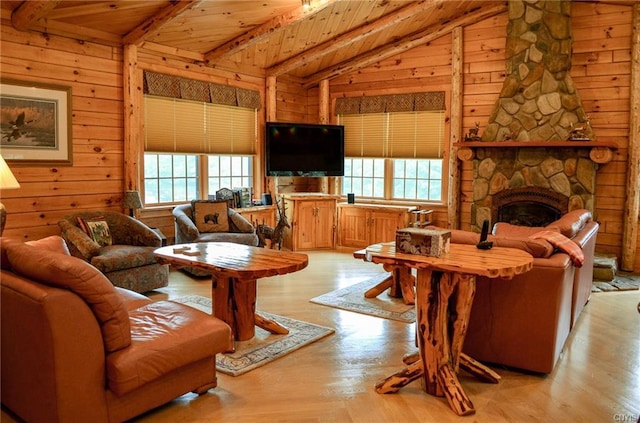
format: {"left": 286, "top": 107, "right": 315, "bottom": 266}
{"left": 339, "top": 207, "right": 369, "bottom": 247}
{"left": 314, "top": 200, "right": 336, "bottom": 249}
{"left": 370, "top": 210, "right": 405, "bottom": 244}
{"left": 296, "top": 200, "right": 317, "bottom": 250}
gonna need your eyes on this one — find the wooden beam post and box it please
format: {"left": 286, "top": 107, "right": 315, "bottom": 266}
{"left": 621, "top": 3, "right": 640, "bottom": 271}
{"left": 123, "top": 44, "right": 142, "bottom": 193}
{"left": 266, "top": 76, "right": 278, "bottom": 198}
{"left": 319, "top": 79, "right": 332, "bottom": 194}
{"left": 448, "top": 26, "right": 463, "bottom": 230}
{"left": 11, "top": 1, "right": 60, "bottom": 31}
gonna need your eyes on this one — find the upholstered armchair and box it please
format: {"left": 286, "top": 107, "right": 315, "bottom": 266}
{"left": 173, "top": 201, "right": 259, "bottom": 276}
{"left": 58, "top": 211, "right": 169, "bottom": 293}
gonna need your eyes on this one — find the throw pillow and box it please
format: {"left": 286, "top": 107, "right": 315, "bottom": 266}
{"left": 78, "top": 216, "right": 113, "bottom": 247}
{"left": 192, "top": 200, "right": 230, "bottom": 233}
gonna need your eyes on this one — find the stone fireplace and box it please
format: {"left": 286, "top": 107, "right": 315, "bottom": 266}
{"left": 472, "top": 146, "right": 595, "bottom": 230}
{"left": 469, "top": 0, "right": 599, "bottom": 232}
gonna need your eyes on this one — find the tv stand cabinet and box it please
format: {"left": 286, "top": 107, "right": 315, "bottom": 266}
{"left": 281, "top": 193, "right": 339, "bottom": 251}
{"left": 337, "top": 203, "right": 416, "bottom": 248}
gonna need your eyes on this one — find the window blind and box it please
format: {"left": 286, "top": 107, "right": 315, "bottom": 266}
{"left": 144, "top": 95, "right": 256, "bottom": 155}
{"left": 339, "top": 110, "right": 444, "bottom": 159}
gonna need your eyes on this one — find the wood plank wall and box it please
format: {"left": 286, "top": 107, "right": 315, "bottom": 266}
{"left": 1, "top": 3, "right": 637, "bottom": 271}
{"left": 329, "top": 34, "right": 453, "bottom": 228}
{"left": 0, "top": 20, "right": 125, "bottom": 241}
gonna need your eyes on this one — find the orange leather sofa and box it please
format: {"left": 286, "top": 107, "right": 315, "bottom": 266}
{"left": 0, "top": 236, "right": 233, "bottom": 423}
{"left": 456, "top": 209, "right": 599, "bottom": 374}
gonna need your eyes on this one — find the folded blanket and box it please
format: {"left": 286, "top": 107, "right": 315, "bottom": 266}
{"left": 530, "top": 230, "right": 584, "bottom": 267}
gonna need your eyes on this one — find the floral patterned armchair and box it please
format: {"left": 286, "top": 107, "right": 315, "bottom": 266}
{"left": 58, "top": 211, "right": 169, "bottom": 293}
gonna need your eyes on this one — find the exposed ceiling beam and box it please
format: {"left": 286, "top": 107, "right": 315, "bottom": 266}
{"left": 11, "top": 0, "right": 61, "bottom": 31}
{"left": 267, "top": 0, "right": 446, "bottom": 77}
{"left": 123, "top": 0, "right": 201, "bottom": 46}
{"left": 203, "top": 0, "right": 335, "bottom": 64}
{"left": 303, "top": 2, "right": 508, "bottom": 87}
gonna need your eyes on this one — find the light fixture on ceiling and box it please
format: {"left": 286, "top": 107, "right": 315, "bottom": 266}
{"left": 302, "top": 0, "right": 311, "bottom": 9}
{"left": 0, "top": 155, "right": 21, "bottom": 235}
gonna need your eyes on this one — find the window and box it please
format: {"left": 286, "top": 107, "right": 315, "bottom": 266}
{"left": 343, "top": 158, "right": 385, "bottom": 198}
{"left": 143, "top": 95, "right": 256, "bottom": 206}
{"left": 339, "top": 110, "right": 445, "bottom": 202}
{"left": 207, "top": 155, "right": 253, "bottom": 197}
{"left": 144, "top": 154, "right": 198, "bottom": 204}
{"left": 143, "top": 153, "right": 253, "bottom": 205}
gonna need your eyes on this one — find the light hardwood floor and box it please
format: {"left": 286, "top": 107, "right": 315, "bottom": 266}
{"left": 4, "top": 249, "right": 639, "bottom": 422}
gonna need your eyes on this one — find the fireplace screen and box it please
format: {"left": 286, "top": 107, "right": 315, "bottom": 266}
{"left": 497, "top": 202, "right": 562, "bottom": 227}
{"left": 492, "top": 187, "right": 569, "bottom": 228}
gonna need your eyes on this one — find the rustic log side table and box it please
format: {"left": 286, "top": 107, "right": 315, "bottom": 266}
{"left": 356, "top": 242, "right": 533, "bottom": 416}
{"left": 154, "top": 242, "right": 308, "bottom": 341}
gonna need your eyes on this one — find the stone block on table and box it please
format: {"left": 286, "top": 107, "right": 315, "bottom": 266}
{"left": 396, "top": 227, "right": 451, "bottom": 257}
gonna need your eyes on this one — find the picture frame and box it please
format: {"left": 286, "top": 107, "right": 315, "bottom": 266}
{"left": 0, "top": 78, "right": 72, "bottom": 166}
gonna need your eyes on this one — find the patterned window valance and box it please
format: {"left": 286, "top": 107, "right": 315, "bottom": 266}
{"left": 335, "top": 91, "right": 445, "bottom": 115}
{"left": 143, "top": 71, "right": 261, "bottom": 110}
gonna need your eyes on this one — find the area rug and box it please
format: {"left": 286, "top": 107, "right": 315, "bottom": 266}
{"left": 171, "top": 295, "right": 335, "bottom": 376}
{"left": 309, "top": 273, "right": 416, "bottom": 323}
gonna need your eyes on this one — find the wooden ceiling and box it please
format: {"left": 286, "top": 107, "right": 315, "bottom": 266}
{"left": 2, "top": 1, "right": 637, "bottom": 85}
{"left": 2, "top": 0, "right": 511, "bottom": 85}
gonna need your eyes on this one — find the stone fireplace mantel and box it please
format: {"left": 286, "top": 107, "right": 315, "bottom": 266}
{"left": 454, "top": 140, "right": 617, "bottom": 164}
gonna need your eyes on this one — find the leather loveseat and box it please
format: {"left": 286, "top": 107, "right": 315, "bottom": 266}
{"left": 0, "top": 236, "right": 233, "bottom": 423}
{"left": 453, "top": 209, "right": 598, "bottom": 374}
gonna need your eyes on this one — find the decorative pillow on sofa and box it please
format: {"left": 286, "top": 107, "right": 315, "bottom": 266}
{"left": 77, "top": 216, "right": 113, "bottom": 247}
{"left": 5, "top": 241, "right": 132, "bottom": 352}
{"left": 191, "top": 200, "right": 230, "bottom": 233}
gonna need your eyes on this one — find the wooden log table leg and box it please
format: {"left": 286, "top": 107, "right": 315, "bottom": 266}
{"left": 364, "top": 265, "right": 415, "bottom": 305}
{"left": 255, "top": 313, "right": 289, "bottom": 335}
{"left": 415, "top": 269, "right": 476, "bottom": 416}
{"left": 212, "top": 276, "right": 257, "bottom": 341}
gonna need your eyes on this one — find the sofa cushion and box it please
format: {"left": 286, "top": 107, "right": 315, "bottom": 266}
{"left": 1, "top": 236, "right": 70, "bottom": 269}
{"left": 90, "top": 245, "right": 158, "bottom": 273}
{"left": 105, "top": 300, "right": 233, "bottom": 395}
{"left": 5, "top": 241, "right": 132, "bottom": 352}
{"left": 546, "top": 209, "right": 592, "bottom": 238}
{"left": 26, "top": 235, "right": 71, "bottom": 254}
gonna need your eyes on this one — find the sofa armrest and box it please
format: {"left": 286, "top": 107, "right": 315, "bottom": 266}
{"left": 175, "top": 213, "right": 200, "bottom": 242}
{"left": 58, "top": 219, "right": 101, "bottom": 261}
{"left": 570, "top": 221, "right": 599, "bottom": 250}
{"left": 115, "top": 287, "right": 153, "bottom": 311}
{"left": 229, "top": 209, "right": 256, "bottom": 234}
{"left": 116, "top": 217, "right": 162, "bottom": 247}
{"left": 1, "top": 273, "right": 109, "bottom": 422}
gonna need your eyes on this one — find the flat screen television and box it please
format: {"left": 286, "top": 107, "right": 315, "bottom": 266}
{"left": 265, "top": 122, "right": 345, "bottom": 177}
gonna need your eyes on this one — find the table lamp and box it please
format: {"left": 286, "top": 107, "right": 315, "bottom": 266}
{"left": 123, "top": 190, "right": 143, "bottom": 218}
{"left": 0, "top": 155, "right": 21, "bottom": 235}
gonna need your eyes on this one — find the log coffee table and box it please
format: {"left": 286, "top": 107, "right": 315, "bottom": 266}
{"left": 356, "top": 242, "right": 533, "bottom": 416}
{"left": 154, "top": 242, "right": 308, "bottom": 341}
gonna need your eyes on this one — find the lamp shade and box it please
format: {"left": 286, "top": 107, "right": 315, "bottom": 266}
{"left": 123, "top": 190, "right": 143, "bottom": 210}
{"left": 0, "top": 155, "right": 20, "bottom": 190}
